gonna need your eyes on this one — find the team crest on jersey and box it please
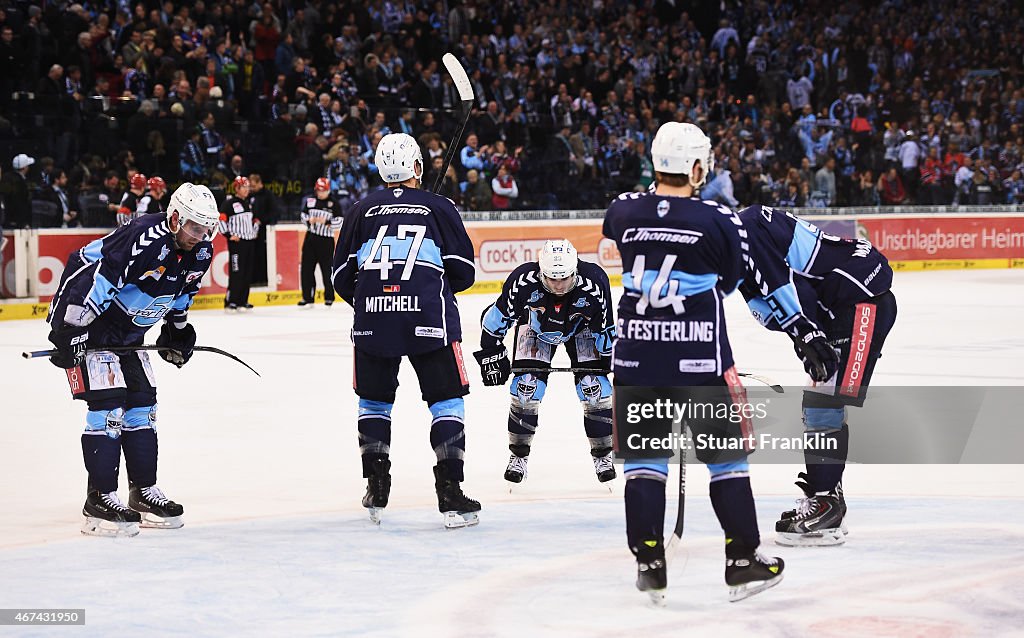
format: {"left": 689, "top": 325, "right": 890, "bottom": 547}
{"left": 528, "top": 290, "right": 542, "bottom": 303}
{"left": 158, "top": 245, "right": 170, "bottom": 261}
{"left": 573, "top": 297, "right": 589, "bottom": 308}
{"left": 306, "top": 198, "right": 316, "bottom": 207}
{"left": 657, "top": 199, "right": 670, "bottom": 218}
{"left": 141, "top": 266, "right": 166, "bottom": 281}
{"left": 393, "top": 188, "right": 403, "bottom": 198}
{"left": 196, "top": 247, "right": 211, "bottom": 260}
{"left": 185, "top": 270, "right": 204, "bottom": 284}
{"left": 233, "top": 201, "right": 245, "bottom": 213}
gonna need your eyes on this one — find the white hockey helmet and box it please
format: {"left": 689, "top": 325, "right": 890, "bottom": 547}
{"left": 538, "top": 239, "right": 578, "bottom": 295}
{"left": 375, "top": 132, "right": 424, "bottom": 184}
{"left": 651, "top": 121, "right": 714, "bottom": 187}
{"left": 167, "top": 182, "right": 219, "bottom": 240}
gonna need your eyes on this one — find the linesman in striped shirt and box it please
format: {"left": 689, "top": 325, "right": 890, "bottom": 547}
{"left": 298, "top": 177, "right": 344, "bottom": 307}
{"left": 220, "top": 176, "right": 260, "bottom": 311}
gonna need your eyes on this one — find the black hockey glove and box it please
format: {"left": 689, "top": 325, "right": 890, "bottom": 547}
{"left": 790, "top": 327, "right": 839, "bottom": 383}
{"left": 48, "top": 326, "right": 90, "bottom": 369}
{"left": 473, "top": 346, "right": 512, "bottom": 387}
{"left": 156, "top": 322, "right": 197, "bottom": 368}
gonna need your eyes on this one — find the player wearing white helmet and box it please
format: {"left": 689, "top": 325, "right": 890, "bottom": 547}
{"left": 475, "top": 239, "right": 617, "bottom": 485}
{"left": 603, "top": 122, "right": 785, "bottom": 603}
{"left": 332, "top": 132, "right": 482, "bottom": 529}
{"left": 45, "top": 182, "right": 219, "bottom": 537}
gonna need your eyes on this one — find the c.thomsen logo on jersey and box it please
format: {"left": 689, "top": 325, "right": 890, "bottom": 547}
{"left": 621, "top": 227, "right": 702, "bottom": 244}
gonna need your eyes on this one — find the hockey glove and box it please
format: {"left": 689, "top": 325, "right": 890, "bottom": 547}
{"left": 473, "top": 346, "right": 512, "bottom": 387}
{"left": 48, "top": 326, "right": 89, "bottom": 369}
{"left": 156, "top": 322, "right": 197, "bottom": 368}
{"left": 790, "top": 328, "right": 839, "bottom": 383}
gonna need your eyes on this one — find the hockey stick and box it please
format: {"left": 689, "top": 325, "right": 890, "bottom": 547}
{"left": 665, "top": 425, "right": 688, "bottom": 564}
{"left": 22, "top": 345, "right": 261, "bottom": 377}
{"left": 512, "top": 367, "right": 608, "bottom": 374}
{"left": 431, "top": 53, "right": 474, "bottom": 194}
{"left": 740, "top": 373, "right": 783, "bottom": 393}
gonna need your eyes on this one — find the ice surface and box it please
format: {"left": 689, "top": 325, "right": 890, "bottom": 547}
{"left": 1, "top": 269, "right": 1022, "bottom": 636}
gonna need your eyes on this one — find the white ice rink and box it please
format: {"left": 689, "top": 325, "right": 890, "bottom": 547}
{"left": 1, "top": 269, "right": 1023, "bottom": 637}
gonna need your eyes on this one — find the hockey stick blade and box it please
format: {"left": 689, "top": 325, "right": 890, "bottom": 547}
{"left": 23, "top": 344, "right": 260, "bottom": 376}
{"left": 442, "top": 53, "right": 473, "bottom": 103}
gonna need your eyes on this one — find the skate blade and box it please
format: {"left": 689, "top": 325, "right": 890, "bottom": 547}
{"left": 841, "top": 519, "right": 849, "bottom": 535}
{"left": 728, "top": 573, "right": 784, "bottom": 602}
{"left": 775, "top": 529, "right": 845, "bottom": 547}
{"left": 367, "top": 507, "right": 383, "bottom": 525}
{"left": 644, "top": 589, "right": 666, "bottom": 607}
{"left": 443, "top": 511, "right": 479, "bottom": 529}
{"left": 82, "top": 517, "right": 140, "bottom": 538}
{"left": 139, "top": 513, "right": 184, "bottom": 529}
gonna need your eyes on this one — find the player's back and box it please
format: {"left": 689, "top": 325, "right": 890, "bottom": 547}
{"left": 603, "top": 192, "right": 747, "bottom": 382}
{"left": 333, "top": 186, "right": 475, "bottom": 357}
{"left": 739, "top": 205, "right": 892, "bottom": 313}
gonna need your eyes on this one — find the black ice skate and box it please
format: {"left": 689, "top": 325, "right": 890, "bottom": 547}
{"left": 776, "top": 474, "right": 846, "bottom": 546}
{"left": 592, "top": 451, "right": 617, "bottom": 483}
{"left": 725, "top": 540, "right": 785, "bottom": 602}
{"left": 634, "top": 539, "right": 667, "bottom": 606}
{"left": 82, "top": 489, "right": 141, "bottom": 537}
{"left": 504, "top": 454, "right": 528, "bottom": 484}
{"left": 362, "top": 457, "right": 392, "bottom": 525}
{"left": 433, "top": 464, "right": 481, "bottom": 529}
{"left": 129, "top": 484, "right": 184, "bottom": 529}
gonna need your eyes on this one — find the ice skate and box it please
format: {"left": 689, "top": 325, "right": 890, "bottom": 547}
{"left": 128, "top": 484, "right": 184, "bottom": 529}
{"left": 362, "top": 457, "right": 391, "bottom": 525}
{"left": 434, "top": 464, "right": 480, "bottom": 529}
{"left": 725, "top": 543, "right": 784, "bottom": 602}
{"left": 82, "top": 489, "right": 141, "bottom": 537}
{"left": 776, "top": 475, "right": 846, "bottom": 546}
{"left": 504, "top": 454, "right": 528, "bottom": 484}
{"left": 635, "top": 539, "right": 667, "bottom": 606}
{"left": 593, "top": 451, "right": 616, "bottom": 483}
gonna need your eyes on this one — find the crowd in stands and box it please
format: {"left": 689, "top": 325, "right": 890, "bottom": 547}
{"left": 2, "top": 0, "right": 1024, "bottom": 228}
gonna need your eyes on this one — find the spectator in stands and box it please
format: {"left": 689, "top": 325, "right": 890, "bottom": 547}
{"left": 878, "top": 167, "right": 907, "bottom": 205}
{"left": 814, "top": 157, "right": 837, "bottom": 206}
{"left": 853, "top": 170, "right": 881, "bottom": 206}
{"left": 0, "top": 154, "right": 34, "bottom": 228}
{"left": 41, "top": 169, "right": 80, "bottom": 228}
{"left": 491, "top": 164, "right": 519, "bottom": 210}
{"left": 462, "top": 169, "right": 493, "bottom": 211}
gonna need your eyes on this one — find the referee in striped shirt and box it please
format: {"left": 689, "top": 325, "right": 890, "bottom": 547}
{"left": 298, "top": 177, "right": 344, "bottom": 307}
{"left": 220, "top": 176, "right": 260, "bottom": 311}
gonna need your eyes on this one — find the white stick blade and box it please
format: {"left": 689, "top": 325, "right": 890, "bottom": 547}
{"left": 442, "top": 53, "right": 474, "bottom": 102}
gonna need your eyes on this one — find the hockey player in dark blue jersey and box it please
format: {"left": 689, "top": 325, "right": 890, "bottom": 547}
{"left": 473, "top": 239, "right": 617, "bottom": 485}
{"left": 46, "top": 182, "right": 220, "bottom": 537}
{"left": 603, "top": 122, "right": 784, "bottom": 603}
{"left": 738, "top": 205, "right": 897, "bottom": 546}
{"left": 332, "top": 132, "right": 481, "bottom": 529}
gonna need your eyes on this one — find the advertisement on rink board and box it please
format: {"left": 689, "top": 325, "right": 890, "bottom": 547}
{"left": 1, "top": 213, "right": 1022, "bottom": 319}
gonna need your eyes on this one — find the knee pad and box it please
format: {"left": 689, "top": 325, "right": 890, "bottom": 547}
{"left": 124, "top": 404, "right": 157, "bottom": 432}
{"left": 576, "top": 374, "right": 612, "bottom": 412}
{"left": 708, "top": 459, "right": 750, "bottom": 482}
{"left": 803, "top": 406, "right": 846, "bottom": 432}
{"left": 623, "top": 460, "right": 669, "bottom": 483}
{"left": 85, "top": 407, "right": 124, "bottom": 440}
{"left": 429, "top": 397, "right": 465, "bottom": 422}
{"left": 359, "top": 399, "right": 394, "bottom": 420}
{"left": 509, "top": 374, "right": 546, "bottom": 414}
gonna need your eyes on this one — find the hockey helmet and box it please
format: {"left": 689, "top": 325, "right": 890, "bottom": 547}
{"left": 651, "top": 122, "right": 714, "bottom": 187}
{"left": 130, "top": 172, "right": 148, "bottom": 191}
{"left": 315, "top": 177, "right": 331, "bottom": 192}
{"left": 148, "top": 176, "right": 166, "bottom": 195}
{"left": 538, "top": 239, "right": 578, "bottom": 295}
{"left": 375, "top": 133, "right": 423, "bottom": 184}
{"left": 167, "top": 182, "right": 219, "bottom": 245}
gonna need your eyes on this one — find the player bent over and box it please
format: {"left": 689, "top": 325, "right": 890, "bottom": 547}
{"left": 738, "top": 204, "right": 896, "bottom": 546}
{"left": 473, "top": 239, "right": 617, "bottom": 485}
{"left": 332, "top": 133, "right": 481, "bottom": 528}
{"left": 46, "top": 183, "right": 219, "bottom": 536}
{"left": 603, "top": 122, "right": 784, "bottom": 602}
